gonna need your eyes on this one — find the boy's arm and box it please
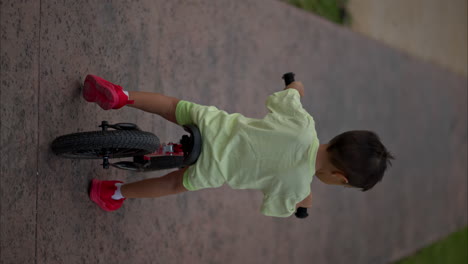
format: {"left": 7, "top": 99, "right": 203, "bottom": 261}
{"left": 296, "top": 193, "right": 312, "bottom": 209}
{"left": 284, "top": 81, "right": 304, "bottom": 97}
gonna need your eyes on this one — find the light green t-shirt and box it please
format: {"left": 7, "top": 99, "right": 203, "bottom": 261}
{"left": 176, "top": 89, "right": 319, "bottom": 217}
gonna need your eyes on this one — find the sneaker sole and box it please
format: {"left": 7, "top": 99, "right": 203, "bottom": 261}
{"left": 83, "top": 76, "right": 119, "bottom": 110}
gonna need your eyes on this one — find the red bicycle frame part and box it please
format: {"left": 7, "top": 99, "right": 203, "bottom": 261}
{"left": 143, "top": 142, "right": 184, "bottom": 160}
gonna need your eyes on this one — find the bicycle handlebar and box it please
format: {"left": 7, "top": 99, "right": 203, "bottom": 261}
{"left": 282, "top": 72, "right": 295, "bottom": 86}
{"left": 282, "top": 72, "right": 309, "bottom": 219}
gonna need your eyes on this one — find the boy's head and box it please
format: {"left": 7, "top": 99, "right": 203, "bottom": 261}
{"left": 316, "top": 130, "right": 394, "bottom": 191}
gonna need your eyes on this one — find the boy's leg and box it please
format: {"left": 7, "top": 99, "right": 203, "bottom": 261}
{"left": 127, "top": 91, "right": 180, "bottom": 125}
{"left": 121, "top": 167, "right": 188, "bottom": 198}
{"left": 89, "top": 168, "right": 189, "bottom": 211}
{"left": 83, "top": 75, "right": 181, "bottom": 125}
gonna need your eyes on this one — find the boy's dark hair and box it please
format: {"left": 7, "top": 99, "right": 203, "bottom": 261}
{"left": 327, "top": 130, "right": 394, "bottom": 191}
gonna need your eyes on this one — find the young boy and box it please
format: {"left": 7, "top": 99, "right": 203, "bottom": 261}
{"left": 85, "top": 74, "right": 394, "bottom": 217}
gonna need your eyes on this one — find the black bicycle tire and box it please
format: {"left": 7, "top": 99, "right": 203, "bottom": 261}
{"left": 51, "top": 130, "right": 160, "bottom": 159}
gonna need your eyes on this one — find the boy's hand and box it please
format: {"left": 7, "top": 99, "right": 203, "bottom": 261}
{"left": 285, "top": 81, "right": 304, "bottom": 97}
{"left": 296, "top": 193, "right": 312, "bottom": 209}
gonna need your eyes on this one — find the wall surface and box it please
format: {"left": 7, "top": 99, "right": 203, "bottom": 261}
{"left": 1, "top": 0, "right": 466, "bottom": 263}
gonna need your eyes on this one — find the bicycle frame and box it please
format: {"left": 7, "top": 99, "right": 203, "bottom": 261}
{"left": 145, "top": 143, "right": 185, "bottom": 158}
{"left": 100, "top": 121, "right": 202, "bottom": 172}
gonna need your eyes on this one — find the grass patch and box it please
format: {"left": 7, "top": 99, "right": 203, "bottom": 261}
{"left": 394, "top": 227, "right": 468, "bottom": 264}
{"left": 285, "top": 0, "right": 350, "bottom": 25}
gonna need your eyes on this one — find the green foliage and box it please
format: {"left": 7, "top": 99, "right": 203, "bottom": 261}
{"left": 394, "top": 227, "right": 468, "bottom": 264}
{"left": 286, "top": 0, "right": 350, "bottom": 25}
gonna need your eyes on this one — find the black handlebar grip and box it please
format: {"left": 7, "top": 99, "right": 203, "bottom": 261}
{"left": 295, "top": 207, "right": 308, "bottom": 219}
{"left": 282, "top": 72, "right": 295, "bottom": 86}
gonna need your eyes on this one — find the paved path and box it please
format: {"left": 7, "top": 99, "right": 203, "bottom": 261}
{"left": 348, "top": 0, "right": 467, "bottom": 76}
{"left": 1, "top": 1, "right": 466, "bottom": 263}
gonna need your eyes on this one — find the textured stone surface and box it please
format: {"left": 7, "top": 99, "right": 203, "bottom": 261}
{"left": 0, "top": 0, "right": 40, "bottom": 263}
{"left": 1, "top": 0, "right": 466, "bottom": 263}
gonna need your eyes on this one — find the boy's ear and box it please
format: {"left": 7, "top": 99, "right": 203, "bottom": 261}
{"left": 332, "top": 171, "right": 348, "bottom": 184}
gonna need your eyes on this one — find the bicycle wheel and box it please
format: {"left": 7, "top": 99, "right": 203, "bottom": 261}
{"left": 51, "top": 130, "right": 159, "bottom": 159}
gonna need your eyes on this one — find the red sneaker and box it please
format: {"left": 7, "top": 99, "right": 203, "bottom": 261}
{"left": 89, "top": 179, "right": 126, "bottom": 211}
{"left": 83, "top": 74, "right": 134, "bottom": 110}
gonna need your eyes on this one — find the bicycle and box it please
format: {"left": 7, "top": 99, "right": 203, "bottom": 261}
{"left": 51, "top": 72, "right": 309, "bottom": 219}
